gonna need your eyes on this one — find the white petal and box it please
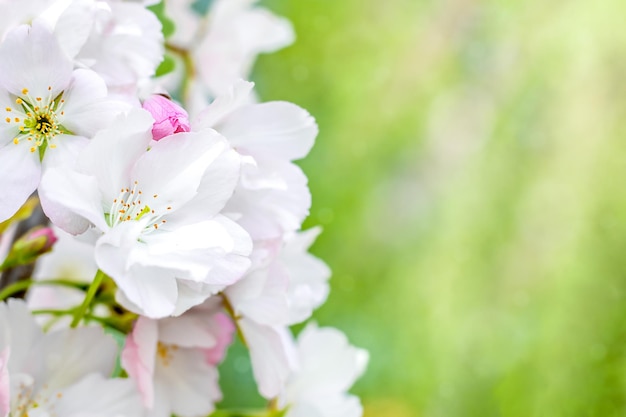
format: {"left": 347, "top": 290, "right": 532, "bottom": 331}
{"left": 41, "top": 134, "right": 89, "bottom": 171}
{"left": 39, "top": 326, "right": 118, "bottom": 391}
{"left": 226, "top": 266, "right": 290, "bottom": 326}
{"left": 153, "top": 347, "right": 221, "bottom": 417}
{"left": 0, "top": 347, "right": 9, "bottom": 417}
{"left": 0, "top": 23, "right": 72, "bottom": 97}
{"left": 121, "top": 317, "right": 158, "bottom": 408}
{"left": 163, "top": 143, "right": 241, "bottom": 223}
{"left": 238, "top": 319, "right": 296, "bottom": 399}
{"left": 39, "top": 167, "right": 108, "bottom": 234}
{"left": 131, "top": 130, "right": 227, "bottom": 213}
{"left": 60, "top": 69, "right": 127, "bottom": 138}
{"left": 53, "top": 0, "right": 97, "bottom": 59}
{"left": 287, "top": 324, "right": 368, "bottom": 399}
{"left": 78, "top": 109, "right": 153, "bottom": 203}
{"left": 96, "top": 224, "right": 179, "bottom": 318}
{"left": 1, "top": 300, "right": 42, "bottom": 376}
{"left": 171, "top": 280, "right": 224, "bottom": 316}
{"left": 283, "top": 229, "right": 331, "bottom": 324}
{"left": 112, "top": 265, "right": 178, "bottom": 319}
{"left": 218, "top": 101, "right": 317, "bottom": 161}
{"left": 77, "top": 3, "right": 163, "bottom": 86}
{"left": 226, "top": 159, "right": 310, "bottom": 240}
{"left": 193, "top": 80, "right": 254, "bottom": 129}
{"left": 157, "top": 314, "right": 218, "bottom": 350}
{"left": 196, "top": 3, "right": 294, "bottom": 95}
{"left": 0, "top": 142, "right": 40, "bottom": 222}
{"left": 55, "top": 374, "right": 143, "bottom": 417}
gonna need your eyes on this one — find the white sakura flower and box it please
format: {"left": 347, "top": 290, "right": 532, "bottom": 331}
{"left": 195, "top": 80, "right": 318, "bottom": 240}
{"left": 226, "top": 227, "right": 330, "bottom": 327}
{"left": 53, "top": 0, "right": 164, "bottom": 89}
{"left": 157, "top": 0, "right": 293, "bottom": 102}
{"left": 0, "top": 22, "right": 125, "bottom": 222}
{"left": 194, "top": 0, "right": 295, "bottom": 97}
{"left": 278, "top": 323, "right": 369, "bottom": 417}
{"left": 0, "top": 299, "right": 142, "bottom": 417}
{"left": 39, "top": 108, "right": 252, "bottom": 318}
{"left": 121, "top": 298, "right": 235, "bottom": 417}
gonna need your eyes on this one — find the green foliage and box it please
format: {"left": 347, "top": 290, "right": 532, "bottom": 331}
{"left": 251, "top": 0, "right": 626, "bottom": 415}
{"left": 155, "top": 54, "right": 176, "bottom": 77}
{"left": 147, "top": 1, "right": 175, "bottom": 39}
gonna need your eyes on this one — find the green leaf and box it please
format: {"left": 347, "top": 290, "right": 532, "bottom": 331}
{"left": 147, "top": 1, "right": 176, "bottom": 39}
{"left": 155, "top": 54, "right": 176, "bottom": 77}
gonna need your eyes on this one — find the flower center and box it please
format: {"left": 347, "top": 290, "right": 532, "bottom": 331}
{"left": 157, "top": 342, "right": 178, "bottom": 367}
{"left": 6, "top": 87, "right": 68, "bottom": 156}
{"left": 105, "top": 181, "right": 170, "bottom": 232}
{"left": 12, "top": 377, "right": 63, "bottom": 417}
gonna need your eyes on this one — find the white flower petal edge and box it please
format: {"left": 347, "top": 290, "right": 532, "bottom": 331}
{"left": 195, "top": 81, "right": 317, "bottom": 239}
{"left": 0, "top": 141, "right": 40, "bottom": 222}
{"left": 0, "top": 300, "right": 141, "bottom": 417}
{"left": 226, "top": 227, "right": 330, "bottom": 327}
{"left": 55, "top": 374, "right": 143, "bottom": 417}
{"left": 0, "top": 22, "right": 71, "bottom": 98}
{"left": 238, "top": 318, "right": 297, "bottom": 399}
{"left": 279, "top": 323, "right": 369, "bottom": 417}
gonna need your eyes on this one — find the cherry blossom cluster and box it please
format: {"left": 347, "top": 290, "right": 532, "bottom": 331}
{"left": 0, "top": 1, "right": 367, "bottom": 417}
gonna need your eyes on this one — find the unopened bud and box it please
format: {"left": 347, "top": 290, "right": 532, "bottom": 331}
{"left": 142, "top": 95, "right": 191, "bottom": 141}
{"left": 1, "top": 227, "right": 57, "bottom": 269}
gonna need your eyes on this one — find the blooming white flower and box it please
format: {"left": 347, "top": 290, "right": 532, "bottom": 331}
{"left": 195, "top": 80, "right": 318, "bottom": 240}
{"left": 194, "top": 0, "right": 294, "bottom": 98}
{"left": 53, "top": 0, "right": 164, "bottom": 89}
{"left": 161, "top": 0, "right": 293, "bottom": 101}
{"left": 278, "top": 323, "right": 369, "bottom": 417}
{"left": 121, "top": 298, "right": 234, "bottom": 417}
{"left": 0, "top": 22, "right": 125, "bottom": 222}
{"left": 226, "top": 227, "right": 330, "bottom": 327}
{"left": 223, "top": 229, "right": 329, "bottom": 399}
{"left": 0, "top": 299, "right": 142, "bottom": 417}
{"left": 39, "top": 108, "right": 252, "bottom": 318}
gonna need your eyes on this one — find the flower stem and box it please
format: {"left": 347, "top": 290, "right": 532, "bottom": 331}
{"left": 164, "top": 43, "right": 195, "bottom": 103}
{"left": 221, "top": 293, "right": 248, "bottom": 348}
{"left": 31, "top": 308, "right": 77, "bottom": 316}
{"left": 0, "top": 279, "right": 32, "bottom": 300}
{"left": 0, "top": 278, "right": 91, "bottom": 301}
{"left": 70, "top": 269, "right": 106, "bottom": 328}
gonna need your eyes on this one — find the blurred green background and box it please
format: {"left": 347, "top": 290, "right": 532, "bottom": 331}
{"left": 245, "top": 0, "right": 626, "bottom": 416}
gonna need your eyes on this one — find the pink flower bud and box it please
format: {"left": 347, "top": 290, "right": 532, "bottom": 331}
{"left": 1, "top": 227, "right": 57, "bottom": 269}
{"left": 142, "top": 95, "right": 191, "bottom": 141}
